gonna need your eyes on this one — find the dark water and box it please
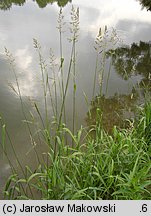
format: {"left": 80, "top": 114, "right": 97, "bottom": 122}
{"left": 0, "top": 0, "right": 151, "bottom": 196}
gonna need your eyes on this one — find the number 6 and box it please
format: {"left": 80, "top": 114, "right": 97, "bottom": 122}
{"left": 142, "top": 204, "right": 147, "bottom": 212}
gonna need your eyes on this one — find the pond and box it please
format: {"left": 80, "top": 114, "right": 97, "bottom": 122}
{"left": 0, "top": 0, "right": 151, "bottom": 198}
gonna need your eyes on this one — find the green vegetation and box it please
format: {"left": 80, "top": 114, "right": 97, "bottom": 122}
{"left": 0, "top": 7, "right": 151, "bottom": 200}
{"left": 106, "top": 41, "right": 151, "bottom": 84}
{"left": 0, "top": 0, "right": 72, "bottom": 10}
{"left": 138, "top": 0, "right": 151, "bottom": 11}
{"left": 2, "top": 102, "right": 151, "bottom": 200}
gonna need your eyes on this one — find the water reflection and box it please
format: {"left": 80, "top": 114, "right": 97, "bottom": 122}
{"left": 87, "top": 40, "right": 151, "bottom": 133}
{"left": 0, "top": 0, "right": 151, "bottom": 198}
{"left": 138, "top": 0, "right": 151, "bottom": 11}
{"left": 106, "top": 41, "right": 151, "bottom": 88}
{"left": 87, "top": 90, "right": 138, "bottom": 134}
{"left": 0, "top": 0, "right": 72, "bottom": 10}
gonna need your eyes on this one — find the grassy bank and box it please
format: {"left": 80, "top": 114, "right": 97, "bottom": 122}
{"left": 1, "top": 7, "right": 151, "bottom": 199}
{"left": 2, "top": 101, "right": 151, "bottom": 200}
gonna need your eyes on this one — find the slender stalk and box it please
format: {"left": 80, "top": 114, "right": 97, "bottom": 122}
{"left": 99, "top": 42, "right": 107, "bottom": 96}
{"left": 47, "top": 79, "right": 56, "bottom": 118}
{"left": 5, "top": 48, "right": 41, "bottom": 198}
{"left": 105, "top": 58, "right": 112, "bottom": 95}
{"left": 92, "top": 53, "right": 99, "bottom": 98}
{"left": 33, "top": 40, "right": 49, "bottom": 129}
{"left": 58, "top": 8, "right": 66, "bottom": 124}
{"left": 72, "top": 40, "right": 76, "bottom": 141}
{"left": 54, "top": 44, "right": 74, "bottom": 158}
{"left": 49, "top": 49, "right": 59, "bottom": 121}
{"left": 54, "top": 6, "right": 79, "bottom": 156}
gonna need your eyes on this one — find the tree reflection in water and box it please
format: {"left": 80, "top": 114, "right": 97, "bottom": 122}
{"left": 138, "top": 0, "right": 151, "bottom": 11}
{"left": 86, "top": 91, "right": 139, "bottom": 134}
{"left": 106, "top": 41, "right": 151, "bottom": 91}
{"left": 87, "top": 40, "right": 151, "bottom": 133}
{"left": 0, "top": 0, "right": 72, "bottom": 10}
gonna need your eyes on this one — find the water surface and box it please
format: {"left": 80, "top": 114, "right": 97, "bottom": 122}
{"left": 0, "top": 0, "right": 151, "bottom": 197}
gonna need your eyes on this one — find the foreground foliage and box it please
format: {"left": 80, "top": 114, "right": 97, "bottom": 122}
{"left": 3, "top": 102, "right": 151, "bottom": 200}
{"left": 1, "top": 7, "right": 151, "bottom": 200}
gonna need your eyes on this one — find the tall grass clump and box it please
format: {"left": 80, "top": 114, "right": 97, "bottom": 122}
{"left": 1, "top": 7, "right": 151, "bottom": 200}
{"left": 2, "top": 102, "right": 151, "bottom": 200}
{"left": 93, "top": 27, "right": 121, "bottom": 97}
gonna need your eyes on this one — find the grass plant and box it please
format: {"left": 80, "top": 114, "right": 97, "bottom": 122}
{"left": 0, "top": 6, "right": 150, "bottom": 200}
{"left": 2, "top": 102, "right": 151, "bottom": 199}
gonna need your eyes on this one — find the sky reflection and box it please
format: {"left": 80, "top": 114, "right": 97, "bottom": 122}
{"left": 0, "top": 0, "right": 151, "bottom": 196}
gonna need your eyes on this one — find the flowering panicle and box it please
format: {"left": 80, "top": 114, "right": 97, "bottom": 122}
{"left": 69, "top": 6, "right": 79, "bottom": 42}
